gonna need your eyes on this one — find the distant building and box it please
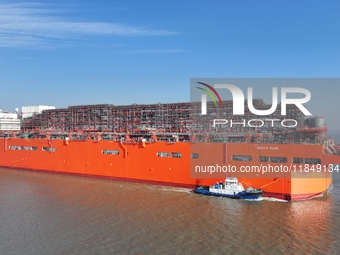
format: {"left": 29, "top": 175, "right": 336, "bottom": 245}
{"left": 22, "top": 105, "right": 55, "bottom": 119}
{"left": 0, "top": 111, "right": 20, "bottom": 131}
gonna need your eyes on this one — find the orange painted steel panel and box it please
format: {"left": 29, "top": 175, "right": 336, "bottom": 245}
{"left": 0, "top": 138, "right": 337, "bottom": 200}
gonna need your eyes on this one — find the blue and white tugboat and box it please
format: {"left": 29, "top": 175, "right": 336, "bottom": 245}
{"left": 194, "top": 177, "right": 264, "bottom": 200}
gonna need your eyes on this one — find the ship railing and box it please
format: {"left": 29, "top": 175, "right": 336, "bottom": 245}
{"left": 2, "top": 130, "right": 329, "bottom": 146}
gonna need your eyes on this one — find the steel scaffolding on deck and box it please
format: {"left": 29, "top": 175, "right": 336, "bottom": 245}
{"left": 20, "top": 100, "right": 327, "bottom": 144}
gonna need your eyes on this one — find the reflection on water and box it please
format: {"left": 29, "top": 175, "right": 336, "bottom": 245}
{"left": 0, "top": 168, "right": 339, "bottom": 254}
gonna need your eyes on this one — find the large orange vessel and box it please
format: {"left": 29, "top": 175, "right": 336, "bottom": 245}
{"left": 0, "top": 100, "right": 339, "bottom": 201}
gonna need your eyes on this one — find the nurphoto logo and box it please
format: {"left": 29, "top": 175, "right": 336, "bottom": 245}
{"left": 197, "top": 82, "right": 311, "bottom": 116}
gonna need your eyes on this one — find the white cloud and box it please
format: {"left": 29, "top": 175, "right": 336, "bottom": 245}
{"left": 0, "top": 3, "right": 175, "bottom": 49}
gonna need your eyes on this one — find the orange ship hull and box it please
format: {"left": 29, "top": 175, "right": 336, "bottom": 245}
{"left": 0, "top": 137, "right": 337, "bottom": 201}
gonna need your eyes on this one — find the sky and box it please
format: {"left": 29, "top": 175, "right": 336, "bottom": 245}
{"left": 0, "top": 0, "right": 340, "bottom": 129}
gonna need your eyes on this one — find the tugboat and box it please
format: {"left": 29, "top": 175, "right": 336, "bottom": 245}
{"left": 194, "top": 177, "right": 264, "bottom": 200}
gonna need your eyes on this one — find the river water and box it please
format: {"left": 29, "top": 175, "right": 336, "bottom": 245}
{"left": 0, "top": 167, "right": 339, "bottom": 255}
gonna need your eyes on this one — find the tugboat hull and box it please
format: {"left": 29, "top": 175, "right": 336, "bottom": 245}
{"left": 194, "top": 183, "right": 264, "bottom": 200}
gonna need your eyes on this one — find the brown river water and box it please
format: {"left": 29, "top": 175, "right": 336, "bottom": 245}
{"left": 0, "top": 167, "right": 339, "bottom": 255}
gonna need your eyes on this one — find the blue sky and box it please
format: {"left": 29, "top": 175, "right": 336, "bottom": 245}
{"left": 1, "top": 1, "right": 340, "bottom": 129}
